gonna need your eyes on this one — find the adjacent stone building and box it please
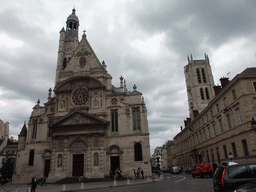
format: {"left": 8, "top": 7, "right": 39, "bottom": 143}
{"left": 173, "top": 55, "right": 256, "bottom": 169}
{"left": 13, "top": 9, "right": 151, "bottom": 184}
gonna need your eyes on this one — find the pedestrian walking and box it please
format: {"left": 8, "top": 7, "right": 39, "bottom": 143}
{"left": 31, "top": 175, "right": 37, "bottom": 192}
{"left": 141, "top": 169, "right": 144, "bottom": 179}
{"left": 137, "top": 169, "right": 140, "bottom": 179}
{"left": 133, "top": 169, "right": 137, "bottom": 180}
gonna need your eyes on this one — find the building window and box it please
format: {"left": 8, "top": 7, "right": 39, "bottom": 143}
{"left": 223, "top": 145, "right": 228, "bottom": 159}
{"left": 134, "top": 143, "right": 142, "bottom": 161}
{"left": 205, "top": 88, "right": 210, "bottom": 100}
{"left": 226, "top": 114, "right": 232, "bottom": 129}
{"left": 223, "top": 97, "right": 227, "bottom": 107}
{"left": 203, "top": 130, "right": 206, "bottom": 140}
{"left": 111, "top": 110, "right": 118, "bottom": 132}
{"left": 216, "top": 147, "right": 221, "bottom": 164}
{"left": 206, "top": 150, "right": 210, "bottom": 163}
{"left": 232, "top": 89, "right": 237, "bottom": 100}
{"left": 29, "top": 150, "right": 35, "bottom": 166}
{"left": 32, "top": 119, "right": 37, "bottom": 139}
{"left": 200, "top": 88, "right": 205, "bottom": 100}
{"left": 133, "top": 108, "right": 141, "bottom": 130}
{"left": 235, "top": 108, "right": 242, "bottom": 125}
{"left": 212, "top": 123, "right": 216, "bottom": 136}
{"left": 208, "top": 127, "right": 211, "bottom": 138}
{"left": 242, "top": 139, "right": 249, "bottom": 156}
{"left": 211, "top": 149, "right": 215, "bottom": 163}
{"left": 216, "top": 104, "right": 219, "bottom": 113}
{"left": 219, "top": 118, "right": 223, "bottom": 132}
{"left": 210, "top": 110, "right": 213, "bottom": 118}
{"left": 253, "top": 82, "right": 256, "bottom": 92}
{"left": 202, "top": 68, "right": 207, "bottom": 83}
{"left": 231, "top": 142, "right": 238, "bottom": 158}
{"left": 197, "top": 68, "right": 202, "bottom": 83}
{"left": 206, "top": 114, "right": 208, "bottom": 121}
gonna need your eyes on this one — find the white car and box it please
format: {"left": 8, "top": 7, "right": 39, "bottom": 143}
{"left": 171, "top": 166, "right": 180, "bottom": 174}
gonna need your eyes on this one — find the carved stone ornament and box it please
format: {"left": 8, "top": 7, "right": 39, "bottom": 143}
{"left": 75, "top": 50, "right": 92, "bottom": 57}
{"left": 106, "top": 145, "right": 123, "bottom": 155}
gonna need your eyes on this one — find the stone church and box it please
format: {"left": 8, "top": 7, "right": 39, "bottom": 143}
{"left": 13, "top": 9, "right": 151, "bottom": 184}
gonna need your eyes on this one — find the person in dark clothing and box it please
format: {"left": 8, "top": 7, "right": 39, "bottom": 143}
{"left": 141, "top": 170, "right": 144, "bottom": 179}
{"left": 31, "top": 175, "right": 37, "bottom": 192}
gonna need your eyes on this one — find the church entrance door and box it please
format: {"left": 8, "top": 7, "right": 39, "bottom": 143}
{"left": 73, "top": 154, "right": 84, "bottom": 176}
{"left": 110, "top": 156, "right": 120, "bottom": 173}
{"left": 44, "top": 159, "right": 51, "bottom": 177}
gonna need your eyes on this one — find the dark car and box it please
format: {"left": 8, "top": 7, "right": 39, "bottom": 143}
{"left": 191, "top": 163, "right": 213, "bottom": 178}
{"left": 234, "top": 182, "right": 256, "bottom": 192}
{"left": 213, "top": 163, "right": 256, "bottom": 192}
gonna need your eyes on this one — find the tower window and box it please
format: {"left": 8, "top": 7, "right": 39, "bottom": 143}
{"left": 197, "top": 68, "right": 202, "bottom": 83}
{"left": 134, "top": 143, "right": 142, "bottom": 161}
{"left": 111, "top": 110, "right": 118, "bottom": 132}
{"left": 202, "top": 68, "right": 207, "bottom": 83}
{"left": 205, "top": 88, "right": 210, "bottom": 100}
{"left": 62, "top": 58, "right": 67, "bottom": 69}
{"left": 200, "top": 88, "right": 205, "bottom": 100}
{"left": 133, "top": 108, "right": 141, "bottom": 130}
{"left": 32, "top": 119, "right": 37, "bottom": 139}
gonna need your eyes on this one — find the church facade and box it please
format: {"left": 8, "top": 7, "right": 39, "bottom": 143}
{"left": 13, "top": 9, "right": 151, "bottom": 184}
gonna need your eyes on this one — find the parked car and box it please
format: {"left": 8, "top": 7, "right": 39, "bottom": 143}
{"left": 234, "top": 182, "right": 256, "bottom": 192}
{"left": 171, "top": 166, "right": 180, "bottom": 174}
{"left": 191, "top": 163, "right": 213, "bottom": 178}
{"left": 213, "top": 163, "right": 256, "bottom": 192}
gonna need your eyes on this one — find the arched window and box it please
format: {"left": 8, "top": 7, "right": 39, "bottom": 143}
{"left": 29, "top": 150, "right": 34, "bottom": 166}
{"left": 205, "top": 88, "right": 210, "bottom": 100}
{"left": 32, "top": 119, "right": 37, "bottom": 139}
{"left": 202, "top": 68, "right": 207, "bottom": 83}
{"left": 93, "top": 153, "right": 99, "bottom": 166}
{"left": 134, "top": 143, "right": 142, "bottom": 161}
{"left": 197, "top": 68, "right": 202, "bottom": 83}
{"left": 111, "top": 110, "right": 118, "bottom": 132}
{"left": 200, "top": 88, "right": 205, "bottom": 100}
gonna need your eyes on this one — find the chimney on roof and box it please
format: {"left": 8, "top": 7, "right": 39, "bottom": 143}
{"left": 220, "top": 77, "right": 229, "bottom": 88}
{"left": 213, "top": 85, "right": 222, "bottom": 95}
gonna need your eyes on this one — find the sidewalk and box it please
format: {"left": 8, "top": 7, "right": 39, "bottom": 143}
{"left": 0, "top": 175, "right": 164, "bottom": 192}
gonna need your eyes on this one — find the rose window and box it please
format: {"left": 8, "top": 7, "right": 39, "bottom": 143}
{"left": 72, "top": 88, "right": 88, "bottom": 106}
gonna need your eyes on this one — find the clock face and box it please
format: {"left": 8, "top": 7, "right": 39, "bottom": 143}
{"left": 65, "top": 43, "right": 73, "bottom": 52}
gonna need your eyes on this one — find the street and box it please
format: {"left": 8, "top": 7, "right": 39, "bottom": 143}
{"left": 80, "top": 173, "right": 214, "bottom": 192}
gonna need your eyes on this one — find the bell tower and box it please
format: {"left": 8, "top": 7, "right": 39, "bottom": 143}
{"left": 184, "top": 54, "right": 215, "bottom": 119}
{"left": 55, "top": 8, "right": 80, "bottom": 85}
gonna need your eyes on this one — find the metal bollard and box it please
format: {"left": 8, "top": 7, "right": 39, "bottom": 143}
{"left": 80, "top": 183, "right": 84, "bottom": 189}
{"left": 27, "top": 186, "right": 31, "bottom": 192}
{"left": 127, "top": 179, "right": 130, "bottom": 185}
{"left": 62, "top": 184, "right": 66, "bottom": 191}
{"left": 113, "top": 179, "right": 117, "bottom": 186}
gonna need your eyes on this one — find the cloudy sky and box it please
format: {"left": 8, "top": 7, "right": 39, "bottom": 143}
{"left": 1, "top": 0, "right": 256, "bottom": 154}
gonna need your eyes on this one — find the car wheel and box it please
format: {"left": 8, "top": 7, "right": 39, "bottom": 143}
{"left": 192, "top": 174, "right": 195, "bottom": 178}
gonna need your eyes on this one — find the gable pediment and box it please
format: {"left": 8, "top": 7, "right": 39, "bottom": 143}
{"left": 64, "top": 36, "right": 102, "bottom": 72}
{"left": 49, "top": 111, "right": 109, "bottom": 128}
